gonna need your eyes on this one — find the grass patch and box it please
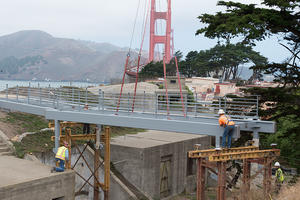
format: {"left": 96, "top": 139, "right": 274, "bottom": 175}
{"left": 13, "top": 130, "right": 54, "bottom": 158}
{"left": 0, "top": 112, "right": 48, "bottom": 134}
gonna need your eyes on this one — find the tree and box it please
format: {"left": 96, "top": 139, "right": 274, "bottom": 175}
{"left": 179, "top": 43, "right": 267, "bottom": 80}
{"left": 196, "top": 0, "right": 300, "bottom": 169}
{"left": 139, "top": 51, "right": 183, "bottom": 79}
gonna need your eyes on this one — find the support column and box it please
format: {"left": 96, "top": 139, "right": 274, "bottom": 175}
{"left": 94, "top": 124, "right": 102, "bottom": 200}
{"left": 66, "top": 129, "right": 72, "bottom": 169}
{"left": 216, "top": 135, "right": 221, "bottom": 149}
{"left": 253, "top": 130, "right": 259, "bottom": 147}
{"left": 104, "top": 127, "right": 111, "bottom": 200}
{"left": 263, "top": 158, "right": 272, "bottom": 199}
{"left": 197, "top": 158, "right": 206, "bottom": 200}
{"left": 252, "top": 129, "right": 260, "bottom": 171}
{"left": 54, "top": 120, "right": 60, "bottom": 153}
{"left": 242, "top": 159, "right": 251, "bottom": 200}
{"left": 217, "top": 161, "right": 226, "bottom": 200}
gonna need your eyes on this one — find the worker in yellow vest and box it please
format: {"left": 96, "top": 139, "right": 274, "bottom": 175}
{"left": 218, "top": 109, "right": 235, "bottom": 148}
{"left": 274, "top": 162, "right": 284, "bottom": 193}
{"left": 52, "top": 141, "right": 69, "bottom": 172}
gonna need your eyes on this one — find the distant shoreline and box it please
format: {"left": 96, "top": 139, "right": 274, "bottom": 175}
{"left": 0, "top": 80, "right": 108, "bottom": 91}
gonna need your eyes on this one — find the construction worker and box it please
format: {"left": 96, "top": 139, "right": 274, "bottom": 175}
{"left": 52, "top": 141, "right": 69, "bottom": 172}
{"left": 218, "top": 109, "right": 235, "bottom": 148}
{"left": 274, "top": 162, "right": 284, "bottom": 193}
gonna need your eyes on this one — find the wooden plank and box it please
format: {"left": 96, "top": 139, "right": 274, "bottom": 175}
{"left": 208, "top": 149, "right": 280, "bottom": 162}
{"left": 189, "top": 146, "right": 259, "bottom": 158}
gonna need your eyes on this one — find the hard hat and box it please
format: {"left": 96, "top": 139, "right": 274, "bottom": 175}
{"left": 274, "top": 162, "right": 280, "bottom": 167}
{"left": 218, "top": 109, "right": 225, "bottom": 115}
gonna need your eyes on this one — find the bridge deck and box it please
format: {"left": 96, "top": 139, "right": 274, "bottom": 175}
{"left": 0, "top": 86, "right": 275, "bottom": 138}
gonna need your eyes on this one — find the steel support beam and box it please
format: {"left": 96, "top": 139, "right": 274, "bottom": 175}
{"left": 0, "top": 99, "right": 276, "bottom": 138}
{"left": 54, "top": 119, "right": 60, "bottom": 153}
{"left": 45, "top": 110, "right": 224, "bottom": 136}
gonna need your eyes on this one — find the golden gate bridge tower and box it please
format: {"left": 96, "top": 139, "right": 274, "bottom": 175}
{"left": 149, "top": 0, "right": 173, "bottom": 63}
{"left": 118, "top": 0, "right": 183, "bottom": 115}
{"left": 124, "top": 0, "right": 174, "bottom": 77}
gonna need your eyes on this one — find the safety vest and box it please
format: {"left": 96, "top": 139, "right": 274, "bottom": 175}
{"left": 55, "top": 146, "right": 67, "bottom": 161}
{"left": 219, "top": 115, "right": 235, "bottom": 126}
{"left": 275, "top": 168, "right": 284, "bottom": 183}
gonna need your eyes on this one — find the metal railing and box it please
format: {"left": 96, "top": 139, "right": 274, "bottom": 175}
{"left": 0, "top": 85, "right": 259, "bottom": 119}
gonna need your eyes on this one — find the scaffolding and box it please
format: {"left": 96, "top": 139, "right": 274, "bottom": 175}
{"left": 50, "top": 121, "right": 110, "bottom": 200}
{"left": 189, "top": 146, "right": 280, "bottom": 200}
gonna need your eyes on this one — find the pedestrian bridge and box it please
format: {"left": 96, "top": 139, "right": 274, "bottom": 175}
{"left": 0, "top": 85, "right": 275, "bottom": 149}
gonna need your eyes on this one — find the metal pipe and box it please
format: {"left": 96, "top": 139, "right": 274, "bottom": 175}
{"left": 72, "top": 87, "right": 74, "bottom": 104}
{"left": 54, "top": 120, "right": 60, "bottom": 153}
{"left": 39, "top": 83, "right": 41, "bottom": 106}
{"left": 98, "top": 89, "right": 101, "bottom": 111}
{"left": 102, "top": 91, "right": 105, "bottom": 112}
{"left": 85, "top": 88, "right": 88, "bottom": 104}
{"left": 195, "top": 93, "right": 197, "bottom": 117}
{"left": 143, "top": 91, "right": 145, "bottom": 113}
{"left": 27, "top": 83, "right": 31, "bottom": 104}
{"left": 5, "top": 84, "right": 8, "bottom": 99}
{"left": 16, "top": 85, "right": 19, "bottom": 102}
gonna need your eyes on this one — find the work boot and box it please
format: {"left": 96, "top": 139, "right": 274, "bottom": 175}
{"left": 51, "top": 167, "right": 56, "bottom": 173}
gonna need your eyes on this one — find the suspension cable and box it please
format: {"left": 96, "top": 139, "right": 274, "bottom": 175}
{"left": 116, "top": 0, "right": 142, "bottom": 113}
{"left": 116, "top": 54, "right": 130, "bottom": 113}
{"left": 132, "top": 0, "right": 151, "bottom": 112}
{"left": 129, "top": 0, "right": 142, "bottom": 54}
{"left": 162, "top": 0, "right": 171, "bottom": 116}
{"left": 175, "top": 56, "right": 186, "bottom": 117}
{"left": 163, "top": 56, "right": 170, "bottom": 115}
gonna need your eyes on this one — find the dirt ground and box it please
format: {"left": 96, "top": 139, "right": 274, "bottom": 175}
{"left": 0, "top": 111, "right": 20, "bottom": 139}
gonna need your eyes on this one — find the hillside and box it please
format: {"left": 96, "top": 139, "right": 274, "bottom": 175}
{"left": 0, "top": 30, "right": 131, "bottom": 82}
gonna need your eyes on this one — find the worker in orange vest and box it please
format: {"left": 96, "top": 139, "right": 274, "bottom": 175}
{"left": 51, "top": 141, "right": 69, "bottom": 172}
{"left": 218, "top": 109, "right": 235, "bottom": 148}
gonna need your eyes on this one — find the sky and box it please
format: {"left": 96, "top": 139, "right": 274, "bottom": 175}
{"left": 0, "top": 0, "right": 291, "bottom": 63}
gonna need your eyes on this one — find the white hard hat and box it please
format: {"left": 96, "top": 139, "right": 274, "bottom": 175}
{"left": 274, "top": 162, "right": 280, "bottom": 167}
{"left": 218, "top": 109, "right": 225, "bottom": 115}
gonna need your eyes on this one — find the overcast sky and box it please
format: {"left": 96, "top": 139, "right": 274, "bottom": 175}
{"left": 0, "top": 0, "right": 290, "bottom": 62}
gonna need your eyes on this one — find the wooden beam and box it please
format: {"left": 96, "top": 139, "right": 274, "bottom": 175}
{"left": 189, "top": 146, "right": 259, "bottom": 158}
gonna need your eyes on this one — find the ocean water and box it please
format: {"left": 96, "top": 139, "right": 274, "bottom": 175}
{"left": 0, "top": 80, "right": 102, "bottom": 91}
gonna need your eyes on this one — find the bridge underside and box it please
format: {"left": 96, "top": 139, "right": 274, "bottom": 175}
{"left": 0, "top": 99, "right": 275, "bottom": 138}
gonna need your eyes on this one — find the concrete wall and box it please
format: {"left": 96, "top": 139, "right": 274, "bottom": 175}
{"left": 0, "top": 171, "right": 75, "bottom": 200}
{"left": 36, "top": 145, "right": 139, "bottom": 200}
{"left": 111, "top": 136, "right": 211, "bottom": 199}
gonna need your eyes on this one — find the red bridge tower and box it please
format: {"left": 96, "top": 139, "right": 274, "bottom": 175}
{"left": 149, "top": 0, "right": 173, "bottom": 63}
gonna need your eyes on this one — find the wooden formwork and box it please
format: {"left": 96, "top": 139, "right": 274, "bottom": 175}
{"left": 189, "top": 146, "right": 280, "bottom": 200}
{"left": 50, "top": 122, "right": 111, "bottom": 200}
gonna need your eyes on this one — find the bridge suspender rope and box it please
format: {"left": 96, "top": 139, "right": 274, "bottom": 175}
{"left": 116, "top": 0, "right": 142, "bottom": 113}
{"left": 132, "top": 0, "right": 151, "bottom": 112}
{"left": 175, "top": 56, "right": 186, "bottom": 117}
{"left": 163, "top": 56, "right": 170, "bottom": 115}
{"left": 161, "top": 0, "right": 173, "bottom": 116}
{"left": 116, "top": 55, "right": 130, "bottom": 113}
